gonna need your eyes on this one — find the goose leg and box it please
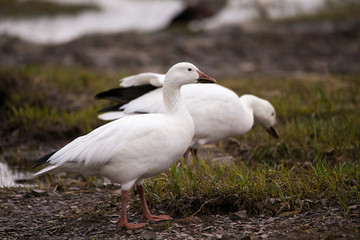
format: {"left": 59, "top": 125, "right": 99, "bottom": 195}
{"left": 183, "top": 148, "right": 198, "bottom": 165}
{"left": 192, "top": 148, "right": 198, "bottom": 159}
{"left": 137, "top": 185, "right": 171, "bottom": 222}
{"left": 119, "top": 190, "right": 147, "bottom": 229}
{"left": 183, "top": 148, "right": 191, "bottom": 165}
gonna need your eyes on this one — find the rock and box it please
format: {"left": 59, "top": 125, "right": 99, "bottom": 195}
{"left": 23, "top": 189, "right": 47, "bottom": 198}
{"left": 202, "top": 232, "right": 215, "bottom": 239}
{"left": 32, "top": 189, "right": 47, "bottom": 195}
{"left": 215, "top": 233, "right": 223, "bottom": 239}
{"left": 241, "top": 235, "right": 253, "bottom": 240}
{"left": 140, "top": 230, "right": 156, "bottom": 240}
{"left": 229, "top": 210, "right": 249, "bottom": 221}
{"left": 201, "top": 226, "right": 213, "bottom": 231}
{"left": 348, "top": 205, "right": 358, "bottom": 210}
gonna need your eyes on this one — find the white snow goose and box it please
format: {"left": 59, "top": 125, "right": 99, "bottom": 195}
{"left": 33, "top": 62, "right": 216, "bottom": 229}
{"left": 95, "top": 72, "right": 279, "bottom": 163}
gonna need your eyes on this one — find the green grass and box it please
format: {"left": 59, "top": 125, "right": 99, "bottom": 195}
{"left": 1, "top": 65, "right": 359, "bottom": 216}
{"left": 1, "top": 66, "right": 122, "bottom": 144}
{"left": 220, "top": 75, "right": 360, "bottom": 163}
{"left": 144, "top": 74, "right": 360, "bottom": 215}
{"left": 145, "top": 159, "right": 359, "bottom": 215}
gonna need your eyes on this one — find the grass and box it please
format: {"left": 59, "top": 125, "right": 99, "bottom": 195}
{"left": 1, "top": 66, "right": 359, "bottom": 216}
{"left": 1, "top": 65, "right": 120, "bottom": 138}
{"left": 221, "top": 75, "right": 360, "bottom": 162}
{"left": 145, "top": 74, "right": 360, "bottom": 215}
{"left": 146, "top": 159, "right": 359, "bottom": 215}
{"left": 278, "top": 0, "right": 360, "bottom": 22}
{"left": 0, "top": 0, "right": 100, "bottom": 19}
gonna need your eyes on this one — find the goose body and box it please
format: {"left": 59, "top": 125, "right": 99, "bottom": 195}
{"left": 34, "top": 63, "right": 216, "bottom": 229}
{"left": 96, "top": 73, "right": 279, "bottom": 159}
{"left": 36, "top": 113, "right": 193, "bottom": 188}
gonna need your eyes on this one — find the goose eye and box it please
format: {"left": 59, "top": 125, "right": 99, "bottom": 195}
{"left": 188, "top": 68, "right": 192, "bottom": 72}
{"left": 271, "top": 112, "right": 275, "bottom": 116}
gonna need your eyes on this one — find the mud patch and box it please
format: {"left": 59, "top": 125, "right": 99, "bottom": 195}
{"left": 1, "top": 186, "right": 358, "bottom": 239}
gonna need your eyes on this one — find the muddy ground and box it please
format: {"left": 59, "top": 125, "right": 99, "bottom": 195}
{"left": 1, "top": 183, "right": 359, "bottom": 240}
{"left": 1, "top": 19, "right": 360, "bottom": 239}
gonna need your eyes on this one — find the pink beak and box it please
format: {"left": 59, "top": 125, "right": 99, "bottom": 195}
{"left": 266, "top": 125, "right": 279, "bottom": 138}
{"left": 196, "top": 70, "right": 216, "bottom": 83}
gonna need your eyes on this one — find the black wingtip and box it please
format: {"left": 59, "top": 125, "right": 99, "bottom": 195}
{"left": 34, "top": 151, "right": 57, "bottom": 169}
{"left": 95, "top": 88, "right": 124, "bottom": 101}
{"left": 95, "top": 85, "right": 158, "bottom": 103}
{"left": 97, "top": 104, "right": 123, "bottom": 113}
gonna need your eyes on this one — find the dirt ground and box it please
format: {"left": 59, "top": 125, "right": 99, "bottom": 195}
{"left": 1, "top": 184, "right": 359, "bottom": 240}
{"left": 1, "top": 146, "right": 359, "bottom": 239}
{"left": 1, "top": 19, "right": 360, "bottom": 239}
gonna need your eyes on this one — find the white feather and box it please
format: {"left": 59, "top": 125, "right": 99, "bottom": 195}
{"left": 99, "top": 73, "right": 278, "bottom": 148}
{"left": 120, "top": 73, "right": 164, "bottom": 87}
{"left": 34, "top": 62, "right": 215, "bottom": 190}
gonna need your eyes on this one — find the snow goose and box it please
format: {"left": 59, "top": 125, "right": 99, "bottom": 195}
{"left": 96, "top": 73, "right": 279, "bottom": 163}
{"left": 33, "top": 62, "right": 216, "bottom": 229}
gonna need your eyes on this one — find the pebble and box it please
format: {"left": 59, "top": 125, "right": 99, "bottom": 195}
{"left": 229, "top": 210, "right": 249, "bottom": 221}
{"left": 202, "top": 232, "right": 215, "bottom": 238}
{"left": 240, "top": 235, "right": 253, "bottom": 240}
{"left": 201, "top": 226, "right": 213, "bottom": 231}
{"left": 140, "top": 230, "right": 156, "bottom": 240}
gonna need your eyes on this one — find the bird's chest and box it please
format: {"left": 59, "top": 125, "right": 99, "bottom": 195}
{"left": 139, "top": 127, "right": 192, "bottom": 177}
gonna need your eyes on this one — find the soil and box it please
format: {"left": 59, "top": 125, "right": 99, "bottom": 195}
{"left": 1, "top": 19, "right": 360, "bottom": 239}
{"left": 1, "top": 184, "right": 359, "bottom": 240}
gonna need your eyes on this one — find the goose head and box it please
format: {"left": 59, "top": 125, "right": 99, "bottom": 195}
{"left": 165, "top": 62, "right": 216, "bottom": 86}
{"left": 248, "top": 95, "right": 279, "bottom": 138}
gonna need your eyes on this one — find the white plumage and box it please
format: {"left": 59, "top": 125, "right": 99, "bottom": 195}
{"left": 97, "top": 72, "right": 279, "bottom": 161}
{"left": 34, "top": 62, "right": 216, "bottom": 229}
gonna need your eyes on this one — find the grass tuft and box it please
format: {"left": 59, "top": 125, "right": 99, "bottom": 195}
{"left": 1, "top": 65, "right": 359, "bottom": 217}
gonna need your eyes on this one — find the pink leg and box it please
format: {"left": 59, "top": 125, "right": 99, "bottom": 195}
{"left": 192, "top": 148, "right": 198, "bottom": 159}
{"left": 183, "top": 148, "right": 191, "bottom": 165}
{"left": 137, "top": 185, "right": 171, "bottom": 222}
{"left": 183, "top": 148, "right": 199, "bottom": 165}
{"left": 119, "top": 190, "right": 147, "bottom": 229}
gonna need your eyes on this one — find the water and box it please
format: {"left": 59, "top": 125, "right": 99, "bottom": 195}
{"left": 0, "top": 161, "right": 34, "bottom": 188}
{"left": 0, "top": 0, "right": 328, "bottom": 45}
{"left": 0, "top": 0, "right": 184, "bottom": 44}
{"left": 192, "top": 0, "right": 326, "bottom": 30}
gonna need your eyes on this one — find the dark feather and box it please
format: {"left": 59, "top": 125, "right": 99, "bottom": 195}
{"left": 34, "top": 151, "right": 57, "bottom": 168}
{"left": 95, "top": 85, "right": 158, "bottom": 103}
{"left": 97, "top": 104, "right": 123, "bottom": 113}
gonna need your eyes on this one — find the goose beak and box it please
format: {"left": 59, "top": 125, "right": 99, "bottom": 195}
{"left": 196, "top": 70, "right": 216, "bottom": 83}
{"left": 266, "top": 125, "right": 279, "bottom": 138}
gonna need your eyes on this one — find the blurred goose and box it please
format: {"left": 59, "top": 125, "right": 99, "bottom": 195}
{"left": 33, "top": 62, "right": 216, "bottom": 229}
{"left": 96, "top": 73, "right": 279, "bottom": 163}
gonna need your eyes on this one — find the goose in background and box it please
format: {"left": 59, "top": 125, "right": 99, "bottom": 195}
{"left": 96, "top": 72, "right": 279, "bottom": 163}
{"left": 34, "top": 62, "right": 216, "bottom": 229}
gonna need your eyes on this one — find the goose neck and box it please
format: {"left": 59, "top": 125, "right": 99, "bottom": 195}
{"left": 241, "top": 95, "right": 258, "bottom": 112}
{"left": 163, "top": 80, "right": 185, "bottom": 114}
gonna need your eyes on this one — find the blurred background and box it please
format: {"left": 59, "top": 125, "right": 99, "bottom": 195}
{"left": 0, "top": 0, "right": 359, "bottom": 187}
{"left": 0, "top": 0, "right": 359, "bottom": 77}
